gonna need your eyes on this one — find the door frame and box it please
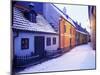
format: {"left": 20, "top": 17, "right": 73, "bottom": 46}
{"left": 34, "top": 36, "right": 45, "bottom": 57}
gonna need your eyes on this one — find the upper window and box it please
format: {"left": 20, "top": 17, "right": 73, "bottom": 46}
{"left": 64, "top": 25, "right": 67, "bottom": 33}
{"left": 21, "top": 38, "right": 29, "bottom": 49}
{"left": 53, "top": 37, "right": 56, "bottom": 45}
{"left": 46, "top": 37, "right": 51, "bottom": 46}
{"left": 23, "top": 10, "right": 37, "bottom": 23}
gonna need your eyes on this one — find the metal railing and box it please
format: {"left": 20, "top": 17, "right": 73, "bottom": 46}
{"left": 13, "top": 55, "right": 39, "bottom": 67}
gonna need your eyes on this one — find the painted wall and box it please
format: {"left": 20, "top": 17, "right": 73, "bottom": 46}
{"left": 59, "top": 17, "right": 71, "bottom": 50}
{"left": 14, "top": 31, "right": 59, "bottom": 56}
{"left": 44, "top": 35, "right": 59, "bottom": 51}
{"left": 14, "top": 31, "right": 34, "bottom": 56}
{"left": 70, "top": 26, "right": 76, "bottom": 48}
{"left": 59, "top": 16, "right": 77, "bottom": 50}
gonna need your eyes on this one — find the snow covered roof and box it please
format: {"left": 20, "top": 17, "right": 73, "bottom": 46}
{"left": 12, "top": 7, "right": 57, "bottom": 34}
{"left": 73, "top": 21, "right": 89, "bottom": 35}
{"left": 51, "top": 4, "right": 76, "bottom": 28}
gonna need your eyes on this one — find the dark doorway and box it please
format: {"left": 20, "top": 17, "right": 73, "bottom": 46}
{"left": 34, "top": 36, "right": 45, "bottom": 58}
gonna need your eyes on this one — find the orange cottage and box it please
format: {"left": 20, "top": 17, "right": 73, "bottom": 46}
{"left": 59, "top": 16, "right": 76, "bottom": 52}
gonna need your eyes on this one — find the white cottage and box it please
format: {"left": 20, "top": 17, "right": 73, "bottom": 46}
{"left": 12, "top": 6, "right": 59, "bottom": 59}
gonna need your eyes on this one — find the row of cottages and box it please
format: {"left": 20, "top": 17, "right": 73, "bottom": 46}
{"left": 43, "top": 3, "right": 75, "bottom": 52}
{"left": 43, "top": 3, "right": 89, "bottom": 53}
{"left": 12, "top": 1, "right": 89, "bottom": 67}
{"left": 12, "top": 1, "right": 59, "bottom": 62}
{"left": 88, "top": 6, "right": 96, "bottom": 50}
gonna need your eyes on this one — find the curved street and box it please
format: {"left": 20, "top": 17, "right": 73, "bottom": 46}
{"left": 20, "top": 43, "right": 96, "bottom": 73}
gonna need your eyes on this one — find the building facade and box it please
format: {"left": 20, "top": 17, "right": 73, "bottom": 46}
{"left": 12, "top": 2, "right": 60, "bottom": 67}
{"left": 88, "top": 6, "right": 96, "bottom": 50}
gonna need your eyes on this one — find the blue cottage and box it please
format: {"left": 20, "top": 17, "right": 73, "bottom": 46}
{"left": 12, "top": 2, "right": 59, "bottom": 64}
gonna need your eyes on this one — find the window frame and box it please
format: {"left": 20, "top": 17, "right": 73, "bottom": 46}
{"left": 53, "top": 37, "right": 56, "bottom": 45}
{"left": 46, "top": 37, "right": 51, "bottom": 46}
{"left": 21, "top": 38, "right": 29, "bottom": 50}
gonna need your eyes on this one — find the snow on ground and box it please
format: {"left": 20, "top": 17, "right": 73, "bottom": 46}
{"left": 20, "top": 43, "right": 96, "bottom": 73}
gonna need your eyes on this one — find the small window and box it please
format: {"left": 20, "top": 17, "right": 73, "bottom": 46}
{"left": 53, "top": 37, "right": 56, "bottom": 45}
{"left": 21, "top": 38, "right": 29, "bottom": 49}
{"left": 46, "top": 37, "right": 51, "bottom": 46}
{"left": 64, "top": 25, "right": 67, "bottom": 33}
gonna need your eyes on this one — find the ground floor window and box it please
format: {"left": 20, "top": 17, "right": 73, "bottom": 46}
{"left": 53, "top": 37, "right": 56, "bottom": 45}
{"left": 46, "top": 37, "right": 51, "bottom": 46}
{"left": 21, "top": 38, "right": 29, "bottom": 49}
